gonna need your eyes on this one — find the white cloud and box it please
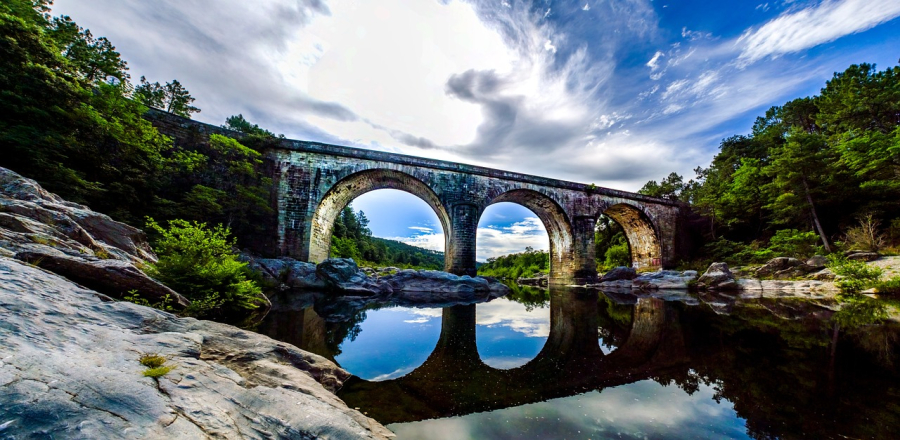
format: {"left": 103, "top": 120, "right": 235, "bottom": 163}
{"left": 476, "top": 298, "right": 551, "bottom": 338}
{"left": 738, "top": 0, "right": 900, "bottom": 64}
{"left": 646, "top": 50, "right": 665, "bottom": 72}
{"left": 583, "top": 3, "right": 591, "bottom": 12}
{"left": 391, "top": 216, "right": 549, "bottom": 261}
{"left": 408, "top": 226, "right": 434, "bottom": 233}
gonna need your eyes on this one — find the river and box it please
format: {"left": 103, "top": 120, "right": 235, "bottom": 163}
{"left": 259, "top": 285, "right": 900, "bottom": 439}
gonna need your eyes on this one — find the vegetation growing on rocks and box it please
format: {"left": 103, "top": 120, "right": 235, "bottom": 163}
{"left": 144, "top": 218, "right": 267, "bottom": 322}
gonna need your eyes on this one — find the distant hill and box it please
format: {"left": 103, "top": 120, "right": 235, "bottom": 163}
{"left": 370, "top": 237, "right": 444, "bottom": 270}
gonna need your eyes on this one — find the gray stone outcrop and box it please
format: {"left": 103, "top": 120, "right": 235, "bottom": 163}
{"left": 0, "top": 167, "right": 189, "bottom": 308}
{"left": 599, "top": 266, "right": 638, "bottom": 282}
{"left": 0, "top": 257, "right": 392, "bottom": 439}
{"left": 698, "top": 262, "right": 738, "bottom": 290}
{"left": 317, "top": 258, "right": 393, "bottom": 296}
{"left": 381, "top": 270, "right": 510, "bottom": 301}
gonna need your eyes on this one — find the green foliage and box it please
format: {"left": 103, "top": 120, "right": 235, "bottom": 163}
{"left": 766, "top": 229, "right": 820, "bottom": 259}
{"left": 134, "top": 76, "right": 199, "bottom": 118}
{"left": 594, "top": 214, "right": 631, "bottom": 271}
{"left": 139, "top": 353, "right": 173, "bottom": 378}
{"left": 123, "top": 290, "right": 176, "bottom": 312}
{"left": 640, "top": 61, "right": 900, "bottom": 259}
{"left": 477, "top": 247, "right": 549, "bottom": 279}
{"left": 142, "top": 365, "right": 174, "bottom": 378}
{"left": 144, "top": 218, "right": 266, "bottom": 322}
{"left": 874, "top": 276, "right": 900, "bottom": 297}
{"left": 139, "top": 353, "right": 167, "bottom": 369}
{"left": 828, "top": 255, "right": 883, "bottom": 296}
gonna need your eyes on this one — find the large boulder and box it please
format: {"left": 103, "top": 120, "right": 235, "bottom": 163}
{"left": 316, "top": 258, "right": 392, "bottom": 296}
{"left": 845, "top": 250, "right": 879, "bottom": 262}
{"left": 755, "top": 257, "right": 802, "bottom": 277}
{"left": 806, "top": 255, "right": 829, "bottom": 270}
{"left": 599, "top": 266, "right": 638, "bottom": 282}
{"left": 632, "top": 270, "right": 698, "bottom": 290}
{"left": 381, "top": 269, "right": 510, "bottom": 302}
{"left": 698, "top": 262, "right": 738, "bottom": 290}
{"left": 246, "top": 256, "right": 328, "bottom": 290}
{"left": 0, "top": 256, "right": 392, "bottom": 439}
{"left": 15, "top": 250, "right": 190, "bottom": 309}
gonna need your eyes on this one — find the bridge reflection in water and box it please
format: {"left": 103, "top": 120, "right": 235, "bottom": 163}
{"left": 336, "top": 290, "right": 687, "bottom": 424}
{"left": 259, "top": 287, "right": 900, "bottom": 439}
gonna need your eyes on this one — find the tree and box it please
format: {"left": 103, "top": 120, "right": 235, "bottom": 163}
{"left": 763, "top": 128, "right": 834, "bottom": 252}
{"left": 134, "top": 77, "right": 200, "bottom": 118}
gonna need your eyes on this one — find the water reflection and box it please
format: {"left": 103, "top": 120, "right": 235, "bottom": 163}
{"left": 259, "top": 287, "right": 900, "bottom": 439}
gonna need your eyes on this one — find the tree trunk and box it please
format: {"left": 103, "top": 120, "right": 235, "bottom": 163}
{"left": 801, "top": 175, "right": 832, "bottom": 253}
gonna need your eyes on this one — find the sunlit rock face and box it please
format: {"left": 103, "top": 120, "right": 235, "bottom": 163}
{"left": 148, "top": 110, "right": 689, "bottom": 284}
{"left": 0, "top": 257, "right": 393, "bottom": 439}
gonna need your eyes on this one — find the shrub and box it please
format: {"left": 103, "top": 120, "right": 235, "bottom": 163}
{"left": 602, "top": 243, "right": 631, "bottom": 271}
{"left": 142, "top": 365, "right": 174, "bottom": 378}
{"left": 827, "top": 254, "right": 883, "bottom": 296}
{"left": 874, "top": 276, "right": 900, "bottom": 296}
{"left": 767, "top": 229, "right": 820, "bottom": 259}
{"left": 845, "top": 213, "right": 886, "bottom": 252}
{"left": 144, "top": 218, "right": 266, "bottom": 322}
{"left": 139, "top": 353, "right": 167, "bottom": 368}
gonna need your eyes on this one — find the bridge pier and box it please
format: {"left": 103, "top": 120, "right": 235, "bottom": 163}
{"left": 445, "top": 203, "right": 480, "bottom": 276}
{"left": 569, "top": 215, "right": 599, "bottom": 284}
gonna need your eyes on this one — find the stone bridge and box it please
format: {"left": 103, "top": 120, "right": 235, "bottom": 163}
{"left": 149, "top": 111, "right": 687, "bottom": 284}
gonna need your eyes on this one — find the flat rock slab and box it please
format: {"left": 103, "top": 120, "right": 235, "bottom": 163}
{"left": 0, "top": 257, "right": 392, "bottom": 439}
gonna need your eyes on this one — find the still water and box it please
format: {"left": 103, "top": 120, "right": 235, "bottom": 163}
{"left": 260, "top": 286, "right": 900, "bottom": 439}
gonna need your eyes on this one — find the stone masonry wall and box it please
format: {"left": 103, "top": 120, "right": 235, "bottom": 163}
{"left": 148, "top": 110, "right": 686, "bottom": 283}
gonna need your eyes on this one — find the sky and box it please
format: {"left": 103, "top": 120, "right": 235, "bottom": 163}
{"left": 53, "top": 0, "right": 900, "bottom": 258}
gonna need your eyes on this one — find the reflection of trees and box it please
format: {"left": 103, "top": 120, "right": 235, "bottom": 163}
{"left": 596, "top": 293, "right": 633, "bottom": 352}
{"left": 503, "top": 283, "right": 550, "bottom": 311}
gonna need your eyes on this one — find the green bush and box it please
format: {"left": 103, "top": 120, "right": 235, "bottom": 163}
{"left": 602, "top": 243, "right": 631, "bottom": 271}
{"left": 767, "top": 229, "right": 820, "bottom": 259}
{"left": 145, "top": 218, "right": 266, "bottom": 322}
{"left": 874, "top": 276, "right": 900, "bottom": 296}
{"left": 827, "top": 254, "right": 883, "bottom": 296}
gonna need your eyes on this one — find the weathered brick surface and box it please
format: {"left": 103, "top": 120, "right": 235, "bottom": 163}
{"left": 149, "top": 111, "right": 687, "bottom": 284}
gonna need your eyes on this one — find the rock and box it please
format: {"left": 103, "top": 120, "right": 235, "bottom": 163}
{"left": 0, "top": 256, "right": 392, "bottom": 439}
{"left": 14, "top": 250, "right": 191, "bottom": 309}
{"left": 845, "top": 251, "right": 879, "bottom": 262}
{"left": 755, "top": 257, "right": 803, "bottom": 277}
{"left": 0, "top": 167, "right": 155, "bottom": 264}
{"left": 806, "top": 255, "right": 828, "bottom": 270}
{"left": 599, "top": 266, "right": 638, "bottom": 282}
{"left": 517, "top": 273, "right": 548, "bottom": 287}
{"left": 808, "top": 268, "right": 836, "bottom": 281}
{"left": 698, "top": 262, "right": 738, "bottom": 290}
{"left": 316, "top": 258, "right": 392, "bottom": 296}
{"left": 0, "top": 166, "right": 193, "bottom": 312}
{"left": 593, "top": 279, "right": 634, "bottom": 290}
{"left": 246, "top": 256, "right": 328, "bottom": 290}
{"left": 632, "top": 270, "right": 698, "bottom": 290}
{"left": 382, "top": 269, "right": 510, "bottom": 302}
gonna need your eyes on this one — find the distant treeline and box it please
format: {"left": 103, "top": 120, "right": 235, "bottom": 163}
{"left": 477, "top": 247, "right": 548, "bottom": 279}
{"left": 330, "top": 206, "right": 444, "bottom": 269}
{"left": 638, "top": 61, "right": 900, "bottom": 264}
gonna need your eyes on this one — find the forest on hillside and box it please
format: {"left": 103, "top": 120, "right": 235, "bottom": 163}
{"left": 329, "top": 205, "right": 445, "bottom": 269}
{"left": 638, "top": 61, "right": 900, "bottom": 265}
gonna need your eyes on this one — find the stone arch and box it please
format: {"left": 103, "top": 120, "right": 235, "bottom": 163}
{"left": 486, "top": 189, "right": 575, "bottom": 281}
{"left": 603, "top": 203, "right": 662, "bottom": 269}
{"left": 308, "top": 169, "right": 451, "bottom": 263}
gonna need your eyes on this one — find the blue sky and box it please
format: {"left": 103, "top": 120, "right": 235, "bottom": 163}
{"left": 53, "top": 0, "right": 900, "bottom": 258}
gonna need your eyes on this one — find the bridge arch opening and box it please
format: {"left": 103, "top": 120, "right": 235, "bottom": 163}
{"left": 308, "top": 169, "right": 451, "bottom": 264}
{"left": 480, "top": 189, "right": 574, "bottom": 281}
{"left": 602, "top": 203, "right": 662, "bottom": 270}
